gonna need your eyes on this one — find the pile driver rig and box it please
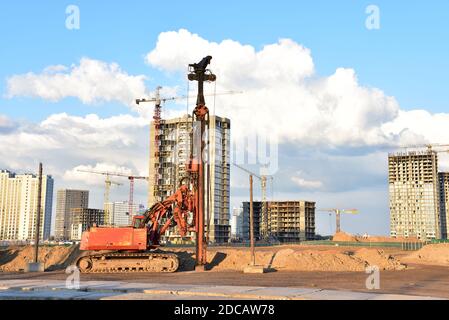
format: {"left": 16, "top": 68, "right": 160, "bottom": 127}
{"left": 76, "top": 56, "right": 216, "bottom": 273}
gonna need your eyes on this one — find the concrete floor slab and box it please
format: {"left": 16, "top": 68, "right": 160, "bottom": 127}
{"left": 301, "top": 289, "right": 382, "bottom": 300}
{"left": 0, "top": 279, "right": 445, "bottom": 300}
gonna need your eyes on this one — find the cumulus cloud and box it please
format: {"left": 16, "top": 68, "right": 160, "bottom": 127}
{"left": 0, "top": 115, "right": 16, "bottom": 134}
{"left": 0, "top": 113, "right": 149, "bottom": 176}
{"left": 6, "top": 58, "right": 148, "bottom": 108}
{"left": 145, "top": 30, "right": 406, "bottom": 147}
{"left": 291, "top": 171, "right": 323, "bottom": 190}
{"left": 64, "top": 163, "right": 134, "bottom": 186}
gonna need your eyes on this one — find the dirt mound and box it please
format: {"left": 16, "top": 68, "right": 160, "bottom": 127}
{"left": 0, "top": 245, "right": 78, "bottom": 272}
{"left": 333, "top": 232, "right": 420, "bottom": 243}
{"left": 402, "top": 244, "right": 449, "bottom": 266}
{"left": 0, "top": 245, "right": 406, "bottom": 273}
{"left": 174, "top": 246, "right": 406, "bottom": 272}
{"left": 333, "top": 232, "right": 359, "bottom": 242}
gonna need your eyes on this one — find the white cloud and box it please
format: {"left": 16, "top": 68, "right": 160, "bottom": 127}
{"left": 6, "top": 58, "right": 148, "bottom": 108}
{"left": 145, "top": 29, "right": 403, "bottom": 147}
{"left": 0, "top": 113, "right": 149, "bottom": 177}
{"left": 3, "top": 29, "right": 449, "bottom": 236}
{"left": 64, "top": 163, "right": 134, "bottom": 186}
{"left": 291, "top": 171, "right": 323, "bottom": 190}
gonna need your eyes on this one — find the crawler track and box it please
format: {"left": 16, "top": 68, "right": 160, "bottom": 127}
{"left": 76, "top": 252, "right": 179, "bottom": 273}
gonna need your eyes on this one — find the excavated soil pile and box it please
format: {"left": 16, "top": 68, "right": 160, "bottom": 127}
{"left": 0, "top": 245, "right": 79, "bottom": 272}
{"left": 0, "top": 245, "right": 406, "bottom": 273}
{"left": 402, "top": 244, "right": 449, "bottom": 266}
{"left": 333, "top": 232, "right": 359, "bottom": 242}
{"left": 333, "top": 232, "right": 419, "bottom": 243}
{"left": 174, "top": 246, "right": 406, "bottom": 272}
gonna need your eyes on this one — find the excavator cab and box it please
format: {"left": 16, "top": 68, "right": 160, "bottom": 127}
{"left": 132, "top": 215, "right": 145, "bottom": 229}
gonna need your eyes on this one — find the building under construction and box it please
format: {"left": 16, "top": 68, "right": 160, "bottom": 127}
{"left": 241, "top": 201, "right": 316, "bottom": 242}
{"left": 388, "top": 151, "right": 442, "bottom": 239}
{"left": 439, "top": 172, "right": 449, "bottom": 239}
{"left": 149, "top": 114, "right": 231, "bottom": 243}
{"left": 70, "top": 208, "right": 105, "bottom": 241}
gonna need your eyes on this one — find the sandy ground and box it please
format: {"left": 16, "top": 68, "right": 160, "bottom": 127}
{"left": 173, "top": 246, "right": 406, "bottom": 272}
{"left": 1, "top": 244, "right": 448, "bottom": 298}
{"left": 2, "top": 243, "right": 447, "bottom": 273}
{"left": 401, "top": 243, "right": 449, "bottom": 266}
{"left": 333, "top": 231, "right": 421, "bottom": 243}
{"left": 0, "top": 245, "right": 80, "bottom": 272}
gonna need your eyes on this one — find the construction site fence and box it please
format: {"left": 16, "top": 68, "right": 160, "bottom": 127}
{"left": 164, "top": 240, "right": 430, "bottom": 250}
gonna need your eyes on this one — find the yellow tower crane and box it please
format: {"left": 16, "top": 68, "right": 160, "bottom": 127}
{"left": 317, "top": 208, "right": 359, "bottom": 234}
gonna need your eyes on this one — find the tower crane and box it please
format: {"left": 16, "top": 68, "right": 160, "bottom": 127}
{"left": 76, "top": 169, "right": 123, "bottom": 225}
{"left": 317, "top": 208, "right": 359, "bottom": 234}
{"left": 400, "top": 143, "right": 449, "bottom": 153}
{"left": 99, "top": 172, "right": 149, "bottom": 217}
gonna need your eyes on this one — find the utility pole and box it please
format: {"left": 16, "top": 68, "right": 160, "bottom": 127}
{"left": 233, "top": 163, "right": 266, "bottom": 273}
{"left": 34, "top": 163, "right": 43, "bottom": 264}
{"left": 249, "top": 175, "right": 255, "bottom": 266}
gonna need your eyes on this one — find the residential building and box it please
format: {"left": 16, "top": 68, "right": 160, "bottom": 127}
{"left": 230, "top": 206, "right": 243, "bottom": 240}
{"left": 241, "top": 201, "right": 315, "bottom": 242}
{"left": 0, "top": 170, "right": 53, "bottom": 241}
{"left": 389, "top": 151, "right": 441, "bottom": 239}
{"left": 105, "top": 201, "right": 145, "bottom": 226}
{"left": 438, "top": 172, "right": 449, "bottom": 239}
{"left": 55, "top": 189, "right": 89, "bottom": 240}
{"left": 70, "top": 208, "right": 104, "bottom": 240}
{"left": 242, "top": 202, "right": 262, "bottom": 241}
{"left": 267, "top": 201, "right": 316, "bottom": 242}
{"left": 148, "top": 114, "right": 231, "bottom": 243}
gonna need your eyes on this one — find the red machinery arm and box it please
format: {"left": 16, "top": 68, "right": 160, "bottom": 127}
{"left": 137, "top": 184, "right": 196, "bottom": 245}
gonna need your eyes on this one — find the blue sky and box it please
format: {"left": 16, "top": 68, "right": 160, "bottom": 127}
{"left": 0, "top": 1, "right": 448, "bottom": 236}
{"left": 1, "top": 0, "right": 448, "bottom": 120}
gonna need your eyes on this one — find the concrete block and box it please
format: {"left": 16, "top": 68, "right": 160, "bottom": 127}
{"left": 243, "top": 265, "right": 266, "bottom": 274}
{"left": 25, "top": 263, "right": 45, "bottom": 273}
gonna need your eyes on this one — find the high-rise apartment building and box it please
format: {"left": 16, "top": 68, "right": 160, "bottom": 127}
{"left": 70, "top": 208, "right": 105, "bottom": 240}
{"left": 105, "top": 201, "right": 145, "bottom": 226}
{"left": 241, "top": 201, "right": 316, "bottom": 242}
{"left": 438, "top": 172, "right": 449, "bottom": 239}
{"left": 389, "top": 151, "right": 441, "bottom": 240}
{"left": 230, "top": 206, "right": 243, "bottom": 240}
{"left": 148, "top": 114, "right": 231, "bottom": 243}
{"left": 55, "top": 189, "right": 89, "bottom": 240}
{"left": 0, "top": 170, "right": 53, "bottom": 241}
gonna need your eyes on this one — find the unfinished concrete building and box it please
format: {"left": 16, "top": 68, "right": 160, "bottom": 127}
{"left": 268, "top": 201, "right": 316, "bottom": 242}
{"left": 241, "top": 201, "right": 316, "bottom": 242}
{"left": 148, "top": 114, "right": 231, "bottom": 243}
{"left": 242, "top": 202, "right": 262, "bottom": 241}
{"left": 438, "top": 172, "right": 449, "bottom": 239}
{"left": 389, "top": 151, "right": 441, "bottom": 240}
{"left": 55, "top": 189, "right": 89, "bottom": 240}
{"left": 70, "top": 208, "right": 105, "bottom": 241}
